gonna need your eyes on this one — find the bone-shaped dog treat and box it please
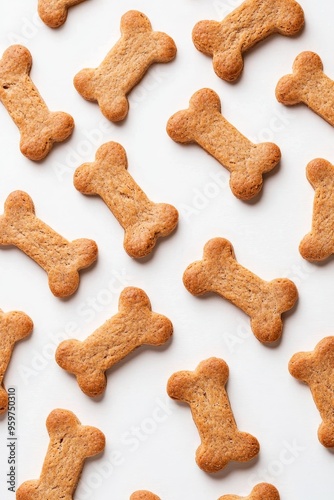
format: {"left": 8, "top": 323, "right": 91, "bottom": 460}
{"left": 218, "top": 483, "right": 280, "bottom": 500}
{"left": 0, "top": 191, "right": 97, "bottom": 298}
{"left": 0, "top": 309, "right": 33, "bottom": 414}
{"left": 192, "top": 0, "right": 304, "bottom": 82}
{"left": 74, "top": 10, "right": 177, "bottom": 122}
{"left": 183, "top": 238, "right": 298, "bottom": 343}
{"left": 167, "top": 357, "right": 260, "bottom": 473}
{"left": 166, "top": 89, "right": 281, "bottom": 200}
{"left": 276, "top": 51, "right": 334, "bottom": 126}
{"left": 299, "top": 158, "right": 334, "bottom": 261}
{"left": 131, "top": 492, "right": 161, "bottom": 500}
{"left": 74, "top": 142, "right": 179, "bottom": 259}
{"left": 38, "top": 0, "right": 87, "bottom": 28}
{"left": 289, "top": 337, "right": 334, "bottom": 448}
{"left": 56, "top": 287, "right": 173, "bottom": 397}
{"left": 16, "top": 408, "right": 105, "bottom": 500}
{"left": 0, "top": 45, "right": 74, "bottom": 160}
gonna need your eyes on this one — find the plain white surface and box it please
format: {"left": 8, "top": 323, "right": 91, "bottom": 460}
{"left": 0, "top": 0, "right": 334, "bottom": 498}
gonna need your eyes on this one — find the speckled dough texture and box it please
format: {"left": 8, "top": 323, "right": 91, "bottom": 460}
{"left": 289, "top": 336, "right": 334, "bottom": 448}
{"left": 56, "top": 287, "right": 173, "bottom": 397}
{"left": 166, "top": 88, "right": 281, "bottom": 200}
{"left": 218, "top": 483, "right": 280, "bottom": 500}
{"left": 167, "top": 357, "right": 260, "bottom": 473}
{"left": 0, "top": 45, "right": 74, "bottom": 160}
{"left": 0, "top": 309, "right": 33, "bottom": 414}
{"left": 183, "top": 238, "right": 298, "bottom": 343}
{"left": 74, "top": 10, "right": 177, "bottom": 121}
{"left": 276, "top": 51, "right": 334, "bottom": 126}
{"left": 130, "top": 492, "right": 161, "bottom": 500}
{"left": 0, "top": 191, "right": 98, "bottom": 298}
{"left": 299, "top": 158, "right": 334, "bottom": 261}
{"left": 16, "top": 409, "right": 105, "bottom": 500}
{"left": 38, "top": 0, "right": 87, "bottom": 28}
{"left": 74, "top": 142, "right": 179, "bottom": 258}
{"left": 192, "top": 0, "right": 304, "bottom": 82}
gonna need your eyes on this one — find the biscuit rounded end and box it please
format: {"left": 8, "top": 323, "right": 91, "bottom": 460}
{"left": 196, "top": 431, "right": 259, "bottom": 473}
{"left": 38, "top": 1, "right": 68, "bottom": 28}
{"left": 275, "top": 74, "right": 301, "bottom": 106}
{"left": 73, "top": 68, "right": 97, "bottom": 101}
{"left": 16, "top": 480, "right": 39, "bottom": 500}
{"left": 48, "top": 268, "right": 80, "bottom": 298}
{"left": 0, "top": 45, "right": 32, "bottom": 75}
{"left": 124, "top": 203, "right": 178, "bottom": 258}
{"left": 77, "top": 371, "right": 108, "bottom": 398}
{"left": 288, "top": 352, "right": 312, "bottom": 382}
{"left": 230, "top": 142, "right": 280, "bottom": 200}
{"left": 251, "top": 483, "right": 280, "bottom": 500}
{"left": 299, "top": 233, "right": 333, "bottom": 262}
{"left": 275, "top": 0, "right": 305, "bottom": 36}
{"left": 318, "top": 422, "right": 334, "bottom": 448}
{"left": 306, "top": 158, "right": 333, "bottom": 187}
{"left": 192, "top": 20, "right": 242, "bottom": 81}
{"left": 20, "top": 112, "right": 74, "bottom": 161}
{"left": 130, "top": 492, "right": 161, "bottom": 500}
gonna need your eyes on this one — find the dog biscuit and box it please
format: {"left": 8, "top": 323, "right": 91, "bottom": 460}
{"left": 183, "top": 238, "right": 298, "bottom": 343}
{"left": 0, "top": 309, "right": 33, "bottom": 414}
{"left": 16, "top": 408, "right": 105, "bottom": 500}
{"left": 167, "top": 357, "right": 260, "bottom": 473}
{"left": 276, "top": 51, "right": 334, "bottom": 126}
{"left": 56, "top": 287, "right": 173, "bottom": 397}
{"left": 0, "top": 191, "right": 97, "bottom": 298}
{"left": 219, "top": 483, "right": 280, "bottom": 500}
{"left": 74, "top": 142, "right": 178, "bottom": 258}
{"left": 130, "top": 492, "right": 161, "bottom": 500}
{"left": 289, "top": 336, "right": 334, "bottom": 447}
{"left": 38, "top": 0, "right": 87, "bottom": 28}
{"left": 167, "top": 88, "right": 281, "bottom": 200}
{"left": 74, "top": 10, "right": 176, "bottom": 121}
{"left": 192, "top": 0, "right": 304, "bottom": 82}
{"left": 0, "top": 45, "right": 74, "bottom": 160}
{"left": 299, "top": 158, "right": 334, "bottom": 261}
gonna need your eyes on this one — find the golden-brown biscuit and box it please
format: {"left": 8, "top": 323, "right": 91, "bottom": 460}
{"left": 0, "top": 45, "right": 74, "bottom": 160}
{"left": 289, "top": 336, "right": 334, "bottom": 447}
{"left": 38, "top": 0, "right": 87, "bottom": 28}
{"left": 74, "top": 142, "right": 178, "bottom": 258}
{"left": 0, "top": 309, "right": 33, "bottom": 413}
{"left": 299, "top": 158, "right": 334, "bottom": 261}
{"left": 130, "top": 492, "right": 161, "bottom": 500}
{"left": 56, "top": 287, "right": 173, "bottom": 397}
{"left": 192, "top": 0, "right": 304, "bottom": 82}
{"left": 276, "top": 51, "right": 334, "bottom": 126}
{"left": 183, "top": 238, "right": 298, "bottom": 343}
{"left": 74, "top": 10, "right": 176, "bottom": 121}
{"left": 167, "top": 89, "right": 281, "bottom": 200}
{"left": 167, "top": 357, "right": 260, "bottom": 473}
{"left": 16, "top": 409, "right": 105, "bottom": 500}
{"left": 0, "top": 191, "right": 97, "bottom": 298}
{"left": 218, "top": 483, "right": 280, "bottom": 500}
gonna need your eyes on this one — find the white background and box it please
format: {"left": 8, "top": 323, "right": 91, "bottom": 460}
{"left": 0, "top": 0, "right": 334, "bottom": 498}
